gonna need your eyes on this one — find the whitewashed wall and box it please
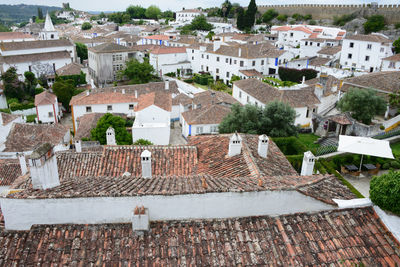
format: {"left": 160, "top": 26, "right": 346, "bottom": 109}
{"left": 132, "top": 124, "right": 170, "bottom": 145}
{"left": 0, "top": 94, "right": 7, "bottom": 109}
{"left": 37, "top": 104, "right": 57, "bottom": 123}
{"left": 1, "top": 190, "right": 333, "bottom": 230}
{"left": 11, "top": 108, "right": 36, "bottom": 116}
{"left": 4, "top": 57, "right": 73, "bottom": 77}
{"left": 135, "top": 105, "right": 170, "bottom": 124}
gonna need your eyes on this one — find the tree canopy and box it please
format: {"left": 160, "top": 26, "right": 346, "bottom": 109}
{"left": 393, "top": 37, "right": 400, "bottom": 54}
{"left": 219, "top": 102, "right": 298, "bottom": 137}
{"left": 0, "top": 67, "right": 25, "bottom": 100}
{"left": 81, "top": 22, "right": 92, "bottom": 30}
{"left": 126, "top": 5, "right": 146, "bottom": 19}
{"left": 236, "top": 0, "right": 257, "bottom": 31}
{"left": 145, "top": 5, "right": 161, "bottom": 20}
{"left": 370, "top": 171, "right": 400, "bottom": 214}
{"left": 337, "top": 88, "right": 386, "bottom": 125}
{"left": 91, "top": 113, "right": 132, "bottom": 145}
{"left": 75, "top": 42, "right": 88, "bottom": 63}
{"left": 363, "top": 15, "right": 385, "bottom": 34}
{"left": 262, "top": 9, "right": 278, "bottom": 23}
{"left": 180, "top": 15, "right": 213, "bottom": 34}
{"left": 52, "top": 78, "right": 84, "bottom": 111}
{"left": 121, "top": 58, "right": 156, "bottom": 84}
{"left": 133, "top": 139, "right": 153, "bottom": 145}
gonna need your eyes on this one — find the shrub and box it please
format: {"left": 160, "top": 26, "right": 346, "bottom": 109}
{"left": 133, "top": 139, "right": 153, "bottom": 145}
{"left": 273, "top": 136, "right": 307, "bottom": 155}
{"left": 35, "top": 87, "right": 44, "bottom": 95}
{"left": 165, "top": 72, "right": 176, "bottom": 77}
{"left": 309, "top": 20, "right": 316, "bottom": 25}
{"left": 382, "top": 162, "right": 391, "bottom": 170}
{"left": 9, "top": 102, "right": 35, "bottom": 111}
{"left": 390, "top": 160, "right": 400, "bottom": 169}
{"left": 333, "top": 13, "right": 356, "bottom": 26}
{"left": 380, "top": 125, "right": 385, "bottom": 130}
{"left": 26, "top": 114, "right": 37, "bottom": 123}
{"left": 364, "top": 15, "right": 385, "bottom": 34}
{"left": 194, "top": 73, "right": 213, "bottom": 85}
{"left": 184, "top": 78, "right": 193, "bottom": 83}
{"left": 278, "top": 67, "right": 318, "bottom": 83}
{"left": 395, "top": 23, "right": 400, "bottom": 29}
{"left": 276, "top": 14, "right": 288, "bottom": 22}
{"left": 370, "top": 171, "right": 400, "bottom": 214}
{"left": 0, "top": 108, "right": 11, "bottom": 114}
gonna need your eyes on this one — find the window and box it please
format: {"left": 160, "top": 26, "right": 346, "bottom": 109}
{"left": 226, "top": 72, "right": 229, "bottom": 78}
{"left": 192, "top": 56, "right": 194, "bottom": 60}
{"left": 210, "top": 125, "right": 218, "bottom": 132}
{"left": 305, "top": 41, "right": 308, "bottom": 46}
{"left": 196, "top": 126, "right": 203, "bottom": 134}
{"left": 240, "top": 61, "right": 244, "bottom": 67}
{"left": 349, "top": 42, "right": 354, "bottom": 48}
{"left": 367, "top": 44, "right": 372, "bottom": 50}
{"left": 86, "top": 106, "right": 92, "bottom": 113}
{"left": 129, "top": 104, "right": 134, "bottom": 110}
{"left": 234, "top": 60, "right": 237, "bottom": 64}
{"left": 389, "top": 61, "right": 396, "bottom": 69}
{"left": 252, "top": 61, "right": 255, "bottom": 66}
{"left": 348, "top": 53, "right": 352, "bottom": 59}
{"left": 192, "top": 50, "right": 194, "bottom": 53}
{"left": 290, "top": 33, "right": 293, "bottom": 37}
{"left": 216, "top": 68, "right": 219, "bottom": 73}
{"left": 239, "top": 91, "right": 242, "bottom": 98}
{"left": 365, "top": 56, "right": 370, "bottom": 61}
{"left": 216, "top": 57, "right": 220, "bottom": 62}
{"left": 48, "top": 112, "right": 53, "bottom": 117}
{"left": 310, "top": 42, "right": 313, "bottom": 46}
{"left": 201, "top": 54, "right": 204, "bottom": 58}
{"left": 206, "top": 66, "right": 209, "bottom": 71}
{"left": 107, "top": 105, "right": 112, "bottom": 111}
{"left": 380, "top": 47, "right": 385, "bottom": 52}
{"left": 247, "top": 96, "right": 250, "bottom": 103}
{"left": 226, "top": 58, "right": 229, "bottom": 63}
{"left": 207, "top": 55, "right": 209, "bottom": 59}
{"left": 317, "top": 43, "right": 320, "bottom": 47}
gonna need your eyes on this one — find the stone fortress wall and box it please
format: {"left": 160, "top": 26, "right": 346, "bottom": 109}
{"left": 258, "top": 4, "right": 400, "bottom": 24}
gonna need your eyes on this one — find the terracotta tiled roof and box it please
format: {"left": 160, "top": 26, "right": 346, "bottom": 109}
{"left": 56, "top": 62, "right": 83, "bottom": 76}
{"left": 317, "top": 45, "right": 342, "bottom": 55}
{"left": 0, "top": 51, "right": 71, "bottom": 64}
{"left": 329, "top": 113, "right": 353, "bottom": 125}
{"left": 150, "top": 47, "right": 187, "bottom": 54}
{"left": 34, "top": 91, "right": 56, "bottom": 106}
{"left": 70, "top": 81, "right": 178, "bottom": 106}
{"left": 135, "top": 91, "right": 172, "bottom": 112}
{"left": 291, "top": 26, "right": 313, "bottom": 34}
{"left": 172, "top": 93, "right": 191, "bottom": 105}
{"left": 234, "top": 79, "right": 320, "bottom": 108}
{"left": 239, "top": 69, "right": 263, "bottom": 77}
{"left": 383, "top": 54, "right": 400, "bottom": 62}
{"left": 337, "top": 31, "right": 346, "bottom": 36}
{"left": 182, "top": 104, "right": 231, "bottom": 125}
{"left": 143, "top": 34, "right": 174, "bottom": 41}
{"left": 341, "top": 71, "right": 400, "bottom": 94}
{"left": 308, "top": 57, "right": 331, "bottom": 67}
{"left": 0, "top": 32, "right": 33, "bottom": 41}
{"left": 88, "top": 42, "right": 132, "bottom": 53}
{"left": 308, "top": 33, "right": 319, "bottom": 38}
{"left": 213, "top": 43, "right": 285, "bottom": 59}
{"left": 273, "top": 26, "right": 291, "bottom": 31}
{"left": 3, "top": 123, "right": 69, "bottom": 152}
{"left": 75, "top": 113, "right": 125, "bottom": 139}
{"left": 0, "top": 39, "right": 73, "bottom": 51}
{"left": 345, "top": 34, "right": 392, "bottom": 43}
{"left": 192, "top": 90, "right": 238, "bottom": 107}
{"left": 0, "top": 159, "right": 21, "bottom": 186}
{"left": 0, "top": 112, "right": 20, "bottom": 126}
{"left": 0, "top": 207, "right": 397, "bottom": 265}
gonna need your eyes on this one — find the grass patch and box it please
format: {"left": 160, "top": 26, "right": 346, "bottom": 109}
{"left": 297, "top": 133, "right": 320, "bottom": 151}
{"left": 26, "top": 114, "right": 37, "bottom": 123}
{"left": 193, "top": 83, "right": 209, "bottom": 90}
{"left": 390, "top": 142, "right": 400, "bottom": 155}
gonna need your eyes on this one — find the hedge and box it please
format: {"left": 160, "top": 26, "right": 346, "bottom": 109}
{"left": 370, "top": 171, "right": 400, "bottom": 214}
{"left": 272, "top": 136, "right": 308, "bottom": 155}
{"left": 184, "top": 79, "right": 194, "bottom": 83}
{"left": 278, "top": 67, "right": 318, "bottom": 83}
{"left": 194, "top": 73, "right": 213, "bottom": 85}
{"left": 9, "top": 102, "right": 35, "bottom": 111}
{"left": 59, "top": 71, "right": 86, "bottom": 86}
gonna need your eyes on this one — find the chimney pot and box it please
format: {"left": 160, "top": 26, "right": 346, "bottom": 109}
{"left": 228, "top": 133, "right": 242, "bottom": 157}
{"left": 141, "top": 150, "right": 152, "bottom": 178}
{"left": 29, "top": 143, "right": 60, "bottom": 190}
{"left": 17, "top": 153, "right": 28, "bottom": 175}
{"left": 75, "top": 140, "right": 82, "bottom": 153}
{"left": 135, "top": 90, "right": 138, "bottom": 98}
{"left": 300, "top": 151, "right": 316, "bottom": 176}
{"left": 258, "top": 134, "right": 269, "bottom": 158}
{"left": 106, "top": 127, "right": 116, "bottom": 145}
{"left": 122, "top": 89, "right": 125, "bottom": 94}
{"left": 132, "top": 206, "right": 149, "bottom": 232}
{"left": 165, "top": 80, "right": 169, "bottom": 90}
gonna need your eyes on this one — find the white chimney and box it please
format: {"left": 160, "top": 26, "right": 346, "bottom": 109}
{"left": 135, "top": 90, "right": 138, "bottom": 98}
{"left": 213, "top": 41, "right": 221, "bottom": 52}
{"left": 29, "top": 143, "right": 60, "bottom": 190}
{"left": 122, "top": 89, "right": 125, "bottom": 94}
{"left": 228, "top": 133, "right": 242, "bottom": 157}
{"left": 75, "top": 140, "right": 82, "bottom": 153}
{"left": 258, "top": 135, "right": 269, "bottom": 158}
{"left": 86, "top": 91, "right": 90, "bottom": 96}
{"left": 17, "top": 152, "right": 28, "bottom": 175}
{"left": 165, "top": 80, "right": 169, "bottom": 90}
{"left": 0, "top": 113, "right": 3, "bottom": 125}
{"left": 106, "top": 127, "right": 116, "bottom": 145}
{"left": 132, "top": 206, "right": 149, "bottom": 232}
{"left": 300, "top": 151, "right": 316, "bottom": 176}
{"left": 238, "top": 47, "right": 242, "bottom": 57}
{"left": 141, "top": 150, "right": 152, "bottom": 178}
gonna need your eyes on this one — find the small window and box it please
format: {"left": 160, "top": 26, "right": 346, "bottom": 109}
{"left": 305, "top": 41, "right": 308, "bottom": 46}
{"left": 207, "top": 55, "right": 209, "bottom": 59}
{"left": 48, "top": 112, "right": 53, "bottom": 117}
{"left": 380, "top": 47, "right": 385, "bottom": 52}
{"left": 201, "top": 54, "right": 204, "bottom": 58}
{"left": 226, "top": 72, "right": 229, "bottom": 78}
{"left": 290, "top": 33, "right": 293, "bottom": 37}
{"left": 310, "top": 42, "right": 313, "bottom": 46}
{"left": 240, "top": 61, "right": 244, "bottom": 67}
{"left": 206, "top": 66, "right": 209, "bottom": 71}
{"left": 365, "top": 56, "right": 370, "bottom": 61}
{"left": 192, "top": 50, "right": 194, "bottom": 53}
{"left": 252, "top": 61, "right": 255, "bottom": 66}
{"left": 86, "top": 106, "right": 92, "bottom": 113}
{"left": 367, "top": 44, "right": 372, "bottom": 50}
{"left": 216, "top": 57, "right": 220, "bottom": 62}
{"left": 107, "top": 105, "right": 112, "bottom": 111}
{"left": 196, "top": 126, "right": 203, "bottom": 134}
{"left": 225, "top": 58, "right": 228, "bottom": 63}
{"left": 216, "top": 68, "right": 219, "bottom": 74}
{"left": 129, "top": 104, "right": 134, "bottom": 110}
{"left": 239, "top": 91, "right": 242, "bottom": 98}
{"left": 348, "top": 53, "right": 352, "bottom": 59}
{"left": 317, "top": 43, "right": 320, "bottom": 47}
{"left": 349, "top": 42, "right": 354, "bottom": 48}
{"left": 234, "top": 60, "right": 237, "bottom": 64}
{"left": 247, "top": 96, "right": 250, "bottom": 103}
{"left": 192, "top": 56, "right": 194, "bottom": 60}
{"left": 210, "top": 125, "right": 218, "bottom": 132}
{"left": 261, "top": 60, "right": 264, "bottom": 65}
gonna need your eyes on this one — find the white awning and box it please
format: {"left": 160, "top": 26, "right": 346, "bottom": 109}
{"left": 338, "top": 135, "right": 394, "bottom": 159}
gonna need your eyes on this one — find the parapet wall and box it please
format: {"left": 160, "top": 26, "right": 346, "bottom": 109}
{"left": 258, "top": 4, "right": 400, "bottom": 24}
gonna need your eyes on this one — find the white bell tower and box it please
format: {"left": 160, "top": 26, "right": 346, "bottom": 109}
{"left": 40, "top": 12, "right": 59, "bottom": 40}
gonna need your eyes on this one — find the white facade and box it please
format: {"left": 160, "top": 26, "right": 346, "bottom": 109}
{"left": 36, "top": 102, "right": 60, "bottom": 124}
{"left": 181, "top": 119, "right": 219, "bottom": 138}
{"left": 300, "top": 39, "right": 340, "bottom": 58}
{"left": 149, "top": 51, "right": 191, "bottom": 76}
{"left": 132, "top": 105, "right": 171, "bottom": 145}
{"left": 340, "top": 37, "right": 393, "bottom": 72}
{"left": 39, "top": 12, "right": 59, "bottom": 40}
{"left": 381, "top": 58, "right": 400, "bottom": 71}
{"left": 176, "top": 10, "right": 205, "bottom": 23}
{"left": 0, "top": 93, "right": 7, "bottom": 109}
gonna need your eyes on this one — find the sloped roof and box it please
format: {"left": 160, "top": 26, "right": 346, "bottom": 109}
{"left": 0, "top": 39, "right": 73, "bottom": 51}
{"left": 150, "top": 47, "right": 187, "bottom": 54}
{"left": 0, "top": 112, "right": 20, "bottom": 126}
{"left": 0, "top": 159, "right": 21, "bottom": 186}
{"left": 383, "top": 54, "right": 400, "bottom": 62}
{"left": 0, "top": 51, "right": 71, "bottom": 64}
{"left": 135, "top": 91, "right": 172, "bottom": 112}
{"left": 345, "top": 34, "right": 392, "bottom": 43}
{"left": 213, "top": 43, "right": 285, "bottom": 59}
{"left": 182, "top": 104, "right": 231, "bottom": 125}
{"left": 172, "top": 93, "right": 191, "bottom": 105}
{"left": 88, "top": 42, "right": 131, "bottom": 53}
{"left": 317, "top": 45, "right": 342, "bottom": 55}
{"left": 0, "top": 32, "right": 33, "bottom": 41}
{"left": 3, "top": 123, "right": 69, "bottom": 152}
{"left": 56, "top": 62, "right": 83, "bottom": 76}
{"left": 341, "top": 71, "right": 400, "bottom": 94}
{"left": 34, "top": 91, "right": 57, "bottom": 106}
{"left": 239, "top": 69, "right": 263, "bottom": 77}
{"left": 192, "top": 90, "right": 238, "bottom": 107}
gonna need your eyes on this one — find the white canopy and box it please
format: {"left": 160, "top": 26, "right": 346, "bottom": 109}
{"left": 338, "top": 135, "right": 394, "bottom": 159}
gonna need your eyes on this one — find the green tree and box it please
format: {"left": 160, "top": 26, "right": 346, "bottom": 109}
{"left": 389, "top": 90, "right": 400, "bottom": 108}
{"left": 24, "top": 71, "right": 37, "bottom": 96}
{"left": 229, "top": 75, "right": 240, "bottom": 85}
{"left": 75, "top": 42, "right": 88, "bottom": 63}
{"left": 262, "top": 9, "right": 278, "bottom": 23}
{"left": 99, "top": 12, "right": 106, "bottom": 19}
{"left": 52, "top": 78, "right": 77, "bottom": 111}
{"left": 236, "top": 7, "right": 245, "bottom": 30}
{"left": 0, "top": 67, "right": 24, "bottom": 100}
{"left": 81, "top": 22, "right": 92, "bottom": 30}
{"left": 276, "top": 14, "right": 288, "bottom": 22}
{"left": 37, "top": 7, "right": 43, "bottom": 20}
{"left": 189, "top": 15, "right": 213, "bottom": 31}
{"left": 0, "top": 23, "right": 11, "bottom": 32}
{"left": 162, "top": 10, "right": 174, "bottom": 19}
{"left": 206, "top": 31, "right": 215, "bottom": 40}
{"left": 126, "top": 5, "right": 146, "bottom": 19}
{"left": 363, "top": 15, "right": 385, "bottom": 34}
{"left": 393, "top": 37, "right": 400, "bottom": 54}
{"left": 145, "top": 5, "right": 161, "bottom": 20}
{"left": 121, "top": 58, "right": 155, "bottom": 84}
{"left": 370, "top": 171, "right": 400, "bottom": 214}
{"left": 221, "top": 0, "right": 232, "bottom": 18}
{"left": 245, "top": 0, "right": 257, "bottom": 29}
{"left": 91, "top": 113, "right": 132, "bottom": 145}
{"left": 337, "top": 88, "right": 386, "bottom": 125}
{"left": 133, "top": 139, "right": 153, "bottom": 145}
{"left": 219, "top": 102, "right": 297, "bottom": 137}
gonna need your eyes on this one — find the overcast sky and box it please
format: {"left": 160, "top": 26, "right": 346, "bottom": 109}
{"left": 0, "top": 0, "right": 398, "bottom": 12}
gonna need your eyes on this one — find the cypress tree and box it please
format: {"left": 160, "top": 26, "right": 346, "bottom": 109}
{"left": 38, "top": 8, "right": 43, "bottom": 20}
{"left": 236, "top": 8, "right": 245, "bottom": 30}
{"left": 245, "top": 0, "right": 257, "bottom": 29}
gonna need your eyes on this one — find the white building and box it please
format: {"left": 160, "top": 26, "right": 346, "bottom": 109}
{"left": 233, "top": 78, "right": 320, "bottom": 127}
{"left": 381, "top": 54, "right": 400, "bottom": 71}
{"left": 0, "top": 112, "right": 24, "bottom": 149}
{"left": 149, "top": 47, "right": 191, "bottom": 77}
{"left": 339, "top": 34, "right": 393, "bottom": 72}
{"left": 39, "top": 12, "right": 59, "bottom": 41}
{"left": 176, "top": 9, "right": 205, "bottom": 24}
{"left": 34, "top": 91, "right": 61, "bottom": 124}
{"left": 0, "top": 39, "right": 76, "bottom": 78}
{"left": 0, "top": 32, "right": 35, "bottom": 43}
{"left": 299, "top": 38, "right": 341, "bottom": 58}
{"left": 137, "top": 35, "right": 176, "bottom": 46}
{"left": 188, "top": 42, "right": 292, "bottom": 84}
{"left": 132, "top": 91, "right": 172, "bottom": 145}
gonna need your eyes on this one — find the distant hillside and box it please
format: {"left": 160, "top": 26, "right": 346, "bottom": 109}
{"left": 0, "top": 4, "right": 62, "bottom": 24}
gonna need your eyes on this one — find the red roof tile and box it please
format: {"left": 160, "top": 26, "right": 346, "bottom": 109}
{"left": 0, "top": 159, "right": 21, "bottom": 186}
{"left": 143, "top": 34, "right": 174, "bottom": 41}
{"left": 135, "top": 91, "right": 172, "bottom": 112}
{"left": 34, "top": 91, "right": 56, "bottom": 106}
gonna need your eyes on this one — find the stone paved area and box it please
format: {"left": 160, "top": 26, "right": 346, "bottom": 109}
{"left": 169, "top": 121, "right": 187, "bottom": 145}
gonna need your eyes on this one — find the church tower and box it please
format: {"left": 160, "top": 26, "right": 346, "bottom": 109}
{"left": 40, "top": 12, "right": 59, "bottom": 40}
